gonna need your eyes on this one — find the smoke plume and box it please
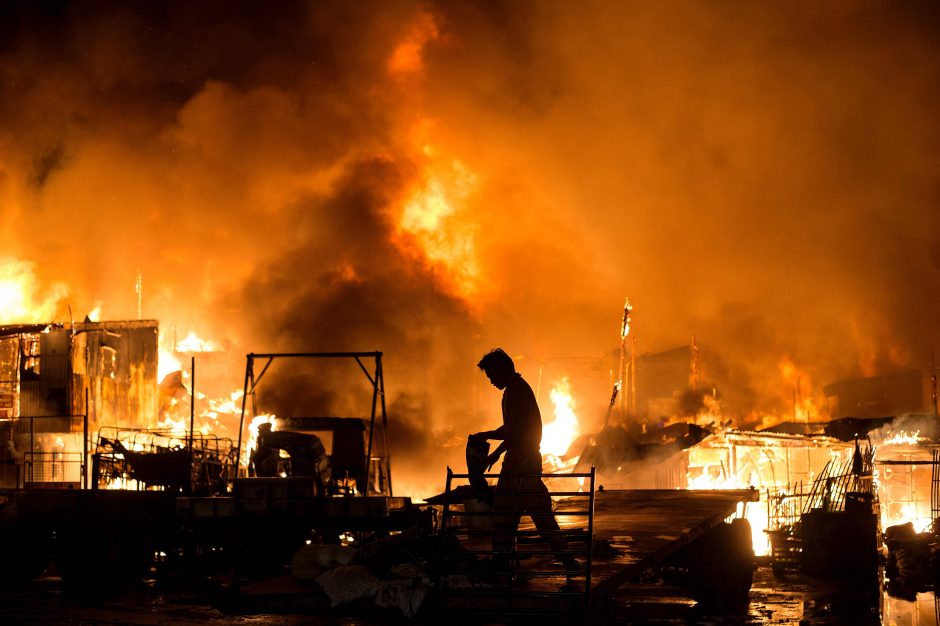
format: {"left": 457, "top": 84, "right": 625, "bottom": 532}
{"left": 1, "top": 1, "right": 939, "bottom": 493}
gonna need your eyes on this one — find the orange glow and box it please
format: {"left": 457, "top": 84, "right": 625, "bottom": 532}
{"left": 158, "top": 345, "right": 182, "bottom": 382}
{"left": 777, "top": 356, "right": 823, "bottom": 422}
{"left": 541, "top": 378, "right": 580, "bottom": 458}
{"left": 205, "top": 390, "right": 244, "bottom": 421}
{"left": 156, "top": 415, "right": 189, "bottom": 437}
{"left": 882, "top": 430, "right": 923, "bottom": 446}
{"left": 86, "top": 302, "right": 103, "bottom": 322}
{"left": 387, "top": 12, "right": 441, "bottom": 77}
{"left": 0, "top": 257, "right": 68, "bottom": 323}
{"left": 685, "top": 462, "right": 769, "bottom": 555}
{"left": 176, "top": 330, "right": 220, "bottom": 352}
{"left": 396, "top": 155, "right": 480, "bottom": 300}
{"left": 244, "top": 414, "right": 276, "bottom": 469}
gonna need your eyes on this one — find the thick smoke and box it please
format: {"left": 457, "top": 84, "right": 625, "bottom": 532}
{"left": 1, "top": 2, "right": 939, "bottom": 494}
{"left": 421, "top": 0, "right": 940, "bottom": 419}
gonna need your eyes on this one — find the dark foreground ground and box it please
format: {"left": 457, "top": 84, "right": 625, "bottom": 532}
{"left": 0, "top": 565, "right": 924, "bottom": 625}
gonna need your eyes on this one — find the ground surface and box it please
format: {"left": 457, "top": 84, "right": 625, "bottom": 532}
{"left": 0, "top": 566, "right": 925, "bottom": 625}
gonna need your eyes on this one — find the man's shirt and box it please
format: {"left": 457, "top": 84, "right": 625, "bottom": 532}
{"left": 501, "top": 372, "right": 543, "bottom": 457}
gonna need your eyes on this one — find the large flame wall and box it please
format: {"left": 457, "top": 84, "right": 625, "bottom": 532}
{"left": 1, "top": 2, "right": 939, "bottom": 493}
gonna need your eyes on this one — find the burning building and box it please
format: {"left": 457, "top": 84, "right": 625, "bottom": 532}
{"left": 0, "top": 320, "right": 158, "bottom": 487}
{"left": 0, "top": 0, "right": 936, "bottom": 565}
{"left": 634, "top": 345, "right": 694, "bottom": 422}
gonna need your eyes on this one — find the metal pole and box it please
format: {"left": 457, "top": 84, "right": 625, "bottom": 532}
{"left": 136, "top": 270, "right": 142, "bottom": 320}
{"left": 931, "top": 346, "right": 938, "bottom": 417}
{"left": 235, "top": 355, "right": 252, "bottom": 476}
{"left": 630, "top": 333, "right": 637, "bottom": 417}
{"left": 365, "top": 355, "right": 379, "bottom": 495}
{"left": 378, "top": 356, "right": 392, "bottom": 496}
{"left": 189, "top": 356, "right": 195, "bottom": 455}
{"left": 618, "top": 299, "right": 629, "bottom": 421}
{"left": 83, "top": 390, "right": 89, "bottom": 489}
{"left": 29, "top": 413, "right": 34, "bottom": 484}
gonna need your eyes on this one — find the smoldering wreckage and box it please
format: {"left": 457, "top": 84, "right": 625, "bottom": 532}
{"left": 1, "top": 320, "right": 939, "bottom": 622}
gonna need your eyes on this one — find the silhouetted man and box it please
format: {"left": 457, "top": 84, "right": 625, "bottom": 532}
{"left": 472, "top": 348, "right": 579, "bottom": 577}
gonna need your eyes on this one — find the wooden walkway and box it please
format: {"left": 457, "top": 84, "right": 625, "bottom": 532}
{"left": 440, "top": 488, "right": 758, "bottom": 617}
{"left": 556, "top": 488, "right": 758, "bottom": 603}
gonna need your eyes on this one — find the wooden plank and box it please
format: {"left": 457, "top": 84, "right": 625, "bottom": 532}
{"left": 442, "top": 489, "right": 757, "bottom": 615}
{"left": 542, "top": 489, "right": 757, "bottom": 601}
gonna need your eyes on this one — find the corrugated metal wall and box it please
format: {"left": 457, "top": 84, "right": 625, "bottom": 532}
{"left": 1, "top": 321, "right": 159, "bottom": 435}
{"left": 77, "top": 321, "right": 159, "bottom": 431}
{"left": 0, "top": 337, "right": 18, "bottom": 419}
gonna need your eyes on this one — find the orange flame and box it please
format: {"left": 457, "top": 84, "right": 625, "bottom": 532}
{"left": 777, "top": 356, "right": 823, "bottom": 422}
{"left": 158, "top": 343, "right": 182, "bottom": 382}
{"left": 396, "top": 152, "right": 480, "bottom": 300}
{"left": 244, "top": 414, "right": 276, "bottom": 468}
{"left": 542, "top": 378, "right": 579, "bottom": 458}
{"left": 0, "top": 257, "right": 68, "bottom": 323}
{"left": 882, "top": 430, "right": 922, "bottom": 446}
{"left": 176, "top": 329, "right": 220, "bottom": 352}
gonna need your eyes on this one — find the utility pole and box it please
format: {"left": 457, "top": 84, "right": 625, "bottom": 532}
{"left": 630, "top": 333, "right": 637, "bottom": 417}
{"left": 931, "top": 346, "right": 938, "bottom": 417}
{"left": 618, "top": 298, "right": 632, "bottom": 422}
{"left": 135, "top": 270, "right": 142, "bottom": 320}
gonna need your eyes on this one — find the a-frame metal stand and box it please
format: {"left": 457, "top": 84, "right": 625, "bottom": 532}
{"left": 235, "top": 351, "right": 392, "bottom": 496}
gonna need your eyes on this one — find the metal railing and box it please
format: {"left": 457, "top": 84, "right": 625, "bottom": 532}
{"left": 93, "top": 427, "right": 237, "bottom": 494}
{"left": 766, "top": 443, "right": 876, "bottom": 573}
{"left": 22, "top": 450, "right": 83, "bottom": 486}
{"left": 11, "top": 413, "right": 91, "bottom": 488}
{"left": 436, "top": 466, "right": 595, "bottom": 620}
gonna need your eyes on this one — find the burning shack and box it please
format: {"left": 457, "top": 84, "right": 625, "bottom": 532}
{"left": 579, "top": 427, "right": 856, "bottom": 555}
{"left": 0, "top": 320, "right": 158, "bottom": 487}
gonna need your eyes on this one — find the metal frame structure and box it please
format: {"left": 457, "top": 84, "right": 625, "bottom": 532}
{"left": 92, "top": 426, "right": 236, "bottom": 494}
{"left": 235, "top": 351, "right": 392, "bottom": 496}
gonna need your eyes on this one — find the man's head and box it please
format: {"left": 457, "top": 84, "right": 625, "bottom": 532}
{"left": 477, "top": 348, "right": 515, "bottom": 389}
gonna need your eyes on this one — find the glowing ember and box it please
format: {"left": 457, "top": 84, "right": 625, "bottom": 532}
{"left": 541, "top": 378, "right": 579, "bottom": 458}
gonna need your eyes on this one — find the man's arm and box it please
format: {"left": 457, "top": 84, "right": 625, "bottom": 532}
{"left": 471, "top": 425, "right": 505, "bottom": 440}
{"left": 486, "top": 441, "right": 507, "bottom": 470}
{"left": 471, "top": 426, "right": 506, "bottom": 470}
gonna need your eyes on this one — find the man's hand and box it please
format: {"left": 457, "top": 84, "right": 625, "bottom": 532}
{"left": 485, "top": 451, "right": 501, "bottom": 471}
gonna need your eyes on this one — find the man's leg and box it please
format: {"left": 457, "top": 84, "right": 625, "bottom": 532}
{"left": 523, "top": 477, "right": 580, "bottom": 572}
{"left": 492, "top": 473, "right": 523, "bottom": 572}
